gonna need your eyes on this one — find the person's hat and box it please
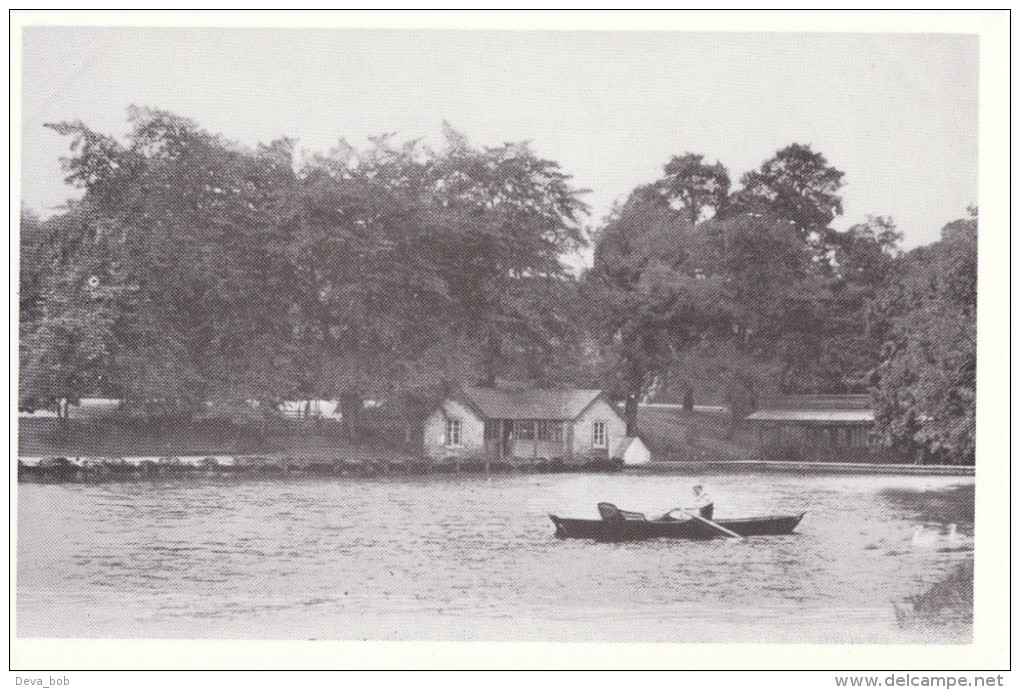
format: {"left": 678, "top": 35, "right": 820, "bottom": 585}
{"left": 692, "top": 481, "right": 704, "bottom": 489}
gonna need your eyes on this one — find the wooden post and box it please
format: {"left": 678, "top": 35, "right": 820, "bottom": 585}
{"left": 489, "top": 420, "right": 497, "bottom": 473}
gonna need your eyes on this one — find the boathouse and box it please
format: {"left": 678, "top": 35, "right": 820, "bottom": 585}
{"left": 745, "top": 394, "right": 899, "bottom": 462}
{"left": 423, "top": 387, "right": 629, "bottom": 463}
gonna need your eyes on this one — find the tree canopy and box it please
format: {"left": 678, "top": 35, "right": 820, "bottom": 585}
{"left": 869, "top": 212, "right": 977, "bottom": 463}
{"left": 726, "top": 143, "right": 846, "bottom": 239}
{"left": 21, "top": 109, "right": 589, "bottom": 431}
{"left": 20, "top": 112, "right": 979, "bottom": 463}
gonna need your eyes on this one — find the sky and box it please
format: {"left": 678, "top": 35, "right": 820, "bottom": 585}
{"left": 19, "top": 26, "right": 978, "bottom": 260}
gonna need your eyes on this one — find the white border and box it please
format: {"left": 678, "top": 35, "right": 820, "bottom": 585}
{"left": 8, "top": 10, "right": 1009, "bottom": 671}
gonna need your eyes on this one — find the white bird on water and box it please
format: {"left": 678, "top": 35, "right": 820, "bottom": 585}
{"left": 910, "top": 523, "right": 971, "bottom": 551}
{"left": 942, "top": 523, "right": 974, "bottom": 550}
{"left": 910, "top": 525, "right": 939, "bottom": 549}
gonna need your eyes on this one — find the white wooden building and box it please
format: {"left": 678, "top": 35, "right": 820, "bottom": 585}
{"left": 423, "top": 387, "right": 628, "bottom": 463}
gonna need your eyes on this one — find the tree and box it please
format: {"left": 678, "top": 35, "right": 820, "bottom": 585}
{"left": 726, "top": 143, "right": 845, "bottom": 240}
{"left": 278, "top": 128, "right": 590, "bottom": 426}
{"left": 422, "top": 128, "right": 589, "bottom": 386}
{"left": 796, "top": 216, "right": 903, "bottom": 393}
{"left": 589, "top": 144, "right": 844, "bottom": 434}
{"left": 271, "top": 144, "right": 466, "bottom": 434}
{"left": 688, "top": 144, "right": 855, "bottom": 399}
{"left": 693, "top": 210, "right": 830, "bottom": 426}
{"left": 40, "top": 108, "right": 300, "bottom": 413}
{"left": 31, "top": 111, "right": 592, "bottom": 436}
{"left": 589, "top": 194, "right": 726, "bottom": 434}
{"left": 870, "top": 211, "right": 977, "bottom": 463}
{"left": 656, "top": 152, "right": 731, "bottom": 224}
{"left": 18, "top": 205, "right": 138, "bottom": 416}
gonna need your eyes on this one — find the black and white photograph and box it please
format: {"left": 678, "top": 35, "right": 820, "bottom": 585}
{"left": 11, "top": 10, "right": 1008, "bottom": 672}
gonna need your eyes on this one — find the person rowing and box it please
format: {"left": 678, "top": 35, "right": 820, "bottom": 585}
{"left": 657, "top": 482, "right": 714, "bottom": 521}
{"left": 685, "top": 482, "right": 714, "bottom": 520}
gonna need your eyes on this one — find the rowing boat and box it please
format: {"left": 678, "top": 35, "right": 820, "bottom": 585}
{"left": 549, "top": 502, "right": 805, "bottom": 541}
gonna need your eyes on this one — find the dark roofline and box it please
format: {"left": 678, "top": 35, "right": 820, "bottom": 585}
{"left": 440, "top": 386, "right": 621, "bottom": 422}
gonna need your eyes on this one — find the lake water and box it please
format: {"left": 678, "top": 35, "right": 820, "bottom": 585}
{"left": 15, "top": 471, "right": 974, "bottom": 643}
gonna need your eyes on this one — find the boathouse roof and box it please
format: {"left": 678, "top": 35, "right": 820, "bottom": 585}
{"left": 457, "top": 387, "right": 611, "bottom": 421}
{"left": 745, "top": 395, "right": 874, "bottom": 423}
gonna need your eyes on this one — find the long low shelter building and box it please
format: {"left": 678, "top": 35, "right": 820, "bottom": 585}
{"left": 746, "top": 394, "right": 901, "bottom": 463}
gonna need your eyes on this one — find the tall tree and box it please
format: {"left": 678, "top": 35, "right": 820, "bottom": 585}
{"left": 423, "top": 128, "right": 590, "bottom": 385}
{"left": 281, "top": 128, "right": 590, "bottom": 413}
{"left": 801, "top": 216, "right": 903, "bottom": 392}
{"left": 40, "top": 108, "right": 300, "bottom": 412}
{"left": 589, "top": 194, "right": 725, "bottom": 434}
{"left": 19, "top": 206, "right": 131, "bottom": 416}
{"left": 34, "top": 112, "right": 593, "bottom": 432}
{"left": 656, "top": 152, "right": 731, "bottom": 224}
{"left": 726, "top": 143, "right": 845, "bottom": 240}
{"left": 589, "top": 144, "right": 846, "bottom": 433}
{"left": 271, "top": 144, "right": 467, "bottom": 433}
{"left": 695, "top": 211, "right": 828, "bottom": 426}
{"left": 870, "top": 211, "right": 977, "bottom": 463}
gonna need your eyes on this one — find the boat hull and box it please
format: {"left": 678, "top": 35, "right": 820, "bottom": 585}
{"left": 549, "top": 512, "right": 805, "bottom": 541}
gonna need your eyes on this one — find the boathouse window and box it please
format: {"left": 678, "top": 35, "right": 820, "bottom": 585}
{"left": 592, "top": 421, "right": 607, "bottom": 448}
{"left": 445, "top": 418, "right": 463, "bottom": 447}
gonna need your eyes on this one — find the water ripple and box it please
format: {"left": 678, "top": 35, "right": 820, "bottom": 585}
{"left": 16, "top": 473, "right": 973, "bottom": 642}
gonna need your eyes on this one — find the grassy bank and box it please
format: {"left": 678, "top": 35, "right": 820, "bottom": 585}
{"left": 637, "top": 407, "right": 754, "bottom": 461}
{"left": 19, "top": 407, "right": 749, "bottom": 461}
{"left": 16, "top": 415, "right": 413, "bottom": 460}
{"left": 894, "top": 561, "right": 974, "bottom": 628}
{"left": 884, "top": 483, "right": 975, "bottom": 630}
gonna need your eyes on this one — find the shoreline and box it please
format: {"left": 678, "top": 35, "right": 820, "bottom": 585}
{"left": 15, "top": 454, "right": 975, "bottom": 482}
{"left": 625, "top": 460, "right": 974, "bottom": 476}
{"left": 16, "top": 455, "right": 625, "bottom": 482}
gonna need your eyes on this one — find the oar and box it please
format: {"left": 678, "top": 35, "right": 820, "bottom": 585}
{"left": 682, "top": 509, "right": 744, "bottom": 540}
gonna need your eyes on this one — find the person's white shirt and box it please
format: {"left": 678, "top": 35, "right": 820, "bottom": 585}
{"left": 687, "top": 487, "right": 713, "bottom": 510}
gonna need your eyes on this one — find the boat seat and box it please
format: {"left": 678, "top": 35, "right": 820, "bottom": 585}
{"left": 597, "top": 502, "right": 647, "bottom": 523}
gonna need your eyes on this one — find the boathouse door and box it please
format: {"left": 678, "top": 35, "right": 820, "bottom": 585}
{"left": 484, "top": 420, "right": 512, "bottom": 461}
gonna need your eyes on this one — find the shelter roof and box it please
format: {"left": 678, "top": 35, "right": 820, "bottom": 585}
{"left": 746, "top": 395, "right": 874, "bottom": 423}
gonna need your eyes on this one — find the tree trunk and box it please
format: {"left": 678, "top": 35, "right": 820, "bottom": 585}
{"left": 682, "top": 386, "right": 694, "bottom": 413}
{"left": 482, "top": 325, "right": 500, "bottom": 387}
{"left": 624, "top": 362, "right": 644, "bottom": 437}
{"left": 338, "top": 391, "right": 361, "bottom": 441}
{"left": 625, "top": 392, "right": 639, "bottom": 437}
